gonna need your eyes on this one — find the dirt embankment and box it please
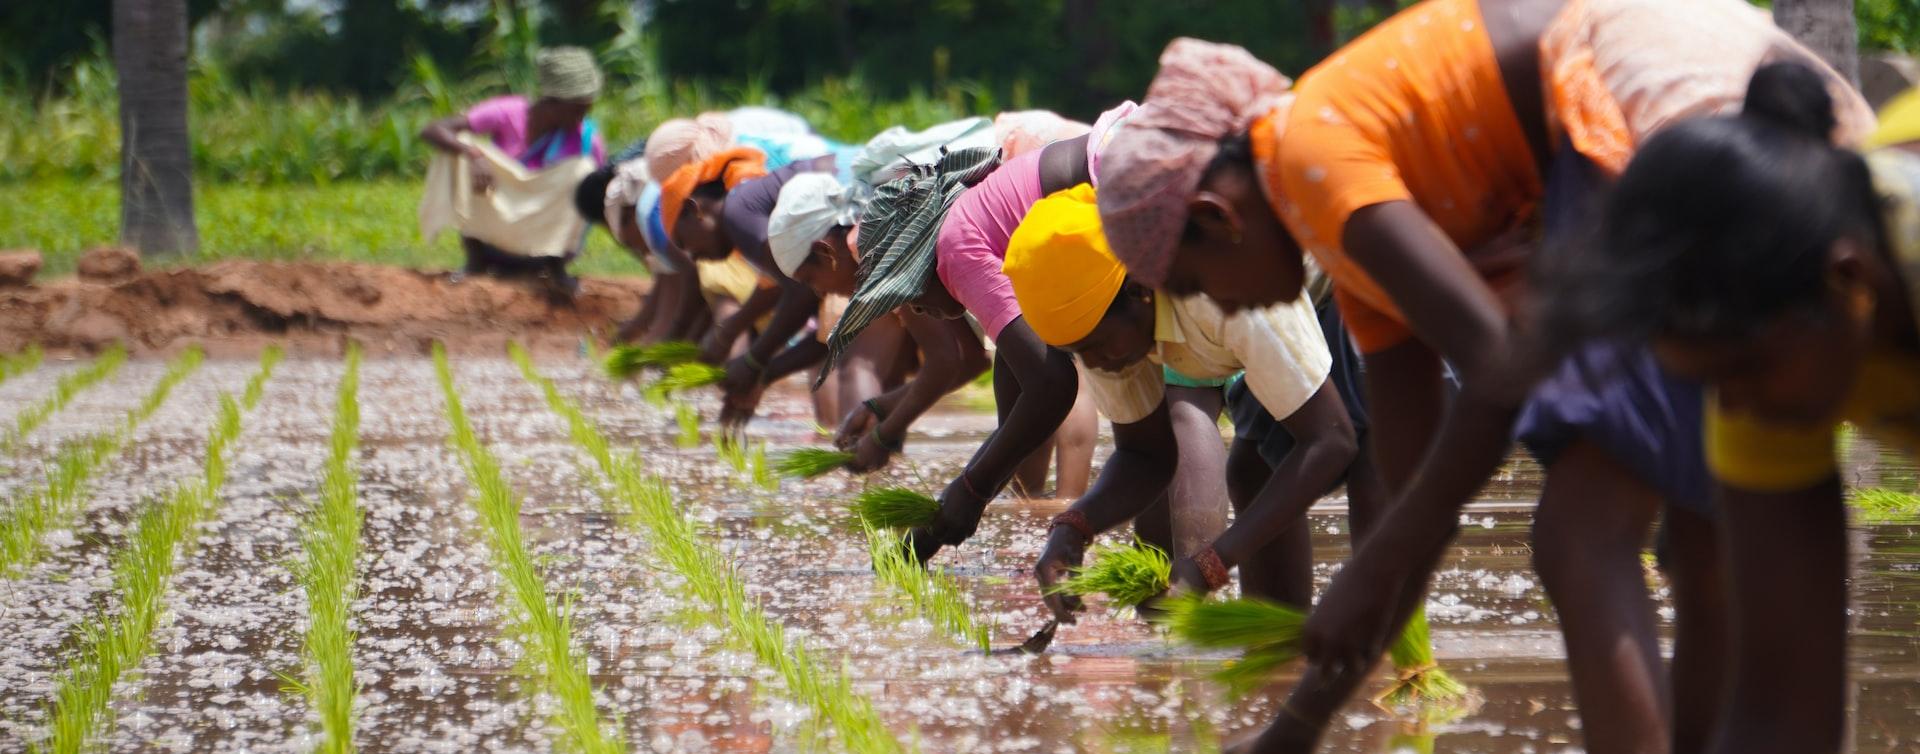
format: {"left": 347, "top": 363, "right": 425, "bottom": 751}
{"left": 0, "top": 250, "right": 646, "bottom": 358}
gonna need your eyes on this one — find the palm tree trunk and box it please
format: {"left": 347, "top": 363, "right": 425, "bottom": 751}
{"left": 114, "top": 0, "right": 199, "bottom": 256}
{"left": 1773, "top": 0, "right": 1861, "bottom": 86}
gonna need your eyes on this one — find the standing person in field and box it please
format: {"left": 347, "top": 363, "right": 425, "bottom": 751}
{"left": 1093, "top": 9, "right": 1868, "bottom": 751}
{"left": 1538, "top": 63, "right": 1920, "bottom": 754}
{"left": 420, "top": 47, "right": 606, "bottom": 295}
{"left": 768, "top": 172, "right": 992, "bottom": 471}
{"left": 1005, "top": 185, "right": 1374, "bottom": 614}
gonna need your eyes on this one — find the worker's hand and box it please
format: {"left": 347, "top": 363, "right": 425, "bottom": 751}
{"left": 844, "top": 431, "right": 894, "bottom": 473}
{"left": 717, "top": 381, "right": 764, "bottom": 433}
{"left": 906, "top": 474, "right": 991, "bottom": 564}
{"left": 1300, "top": 551, "right": 1406, "bottom": 680}
{"left": 469, "top": 159, "right": 495, "bottom": 194}
{"left": 696, "top": 332, "right": 732, "bottom": 366}
{"left": 833, "top": 403, "right": 880, "bottom": 450}
{"left": 1033, "top": 526, "right": 1089, "bottom": 624}
{"left": 1137, "top": 557, "right": 1210, "bottom": 623}
{"left": 719, "top": 354, "right": 763, "bottom": 396}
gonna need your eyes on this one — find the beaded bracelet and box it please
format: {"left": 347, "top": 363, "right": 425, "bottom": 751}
{"left": 1193, "top": 547, "right": 1231, "bottom": 592}
{"left": 1048, "top": 510, "right": 1096, "bottom": 541}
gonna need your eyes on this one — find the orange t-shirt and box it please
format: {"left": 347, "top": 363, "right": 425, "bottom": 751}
{"left": 1255, "top": 0, "right": 1541, "bottom": 352}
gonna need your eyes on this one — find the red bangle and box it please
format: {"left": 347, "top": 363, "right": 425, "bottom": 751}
{"left": 1048, "top": 510, "right": 1096, "bottom": 541}
{"left": 1194, "top": 547, "right": 1231, "bottom": 592}
{"left": 959, "top": 472, "right": 987, "bottom": 503}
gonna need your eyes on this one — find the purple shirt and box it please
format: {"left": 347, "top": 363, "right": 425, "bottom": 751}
{"left": 935, "top": 149, "right": 1046, "bottom": 342}
{"left": 465, "top": 95, "right": 606, "bottom": 169}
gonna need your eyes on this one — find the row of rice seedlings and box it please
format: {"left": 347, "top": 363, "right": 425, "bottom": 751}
{"left": 712, "top": 432, "right": 778, "bottom": 490}
{"left": 0, "top": 344, "right": 45, "bottom": 385}
{"left": 602, "top": 341, "right": 700, "bottom": 380}
{"left": 431, "top": 344, "right": 625, "bottom": 754}
{"left": 864, "top": 523, "right": 991, "bottom": 651}
{"left": 1048, "top": 539, "right": 1173, "bottom": 608}
{"left": 853, "top": 487, "right": 940, "bottom": 530}
{"left": 1851, "top": 486, "right": 1920, "bottom": 522}
{"left": 4, "top": 344, "right": 128, "bottom": 451}
{"left": 507, "top": 344, "right": 904, "bottom": 753}
{"left": 674, "top": 402, "right": 701, "bottom": 448}
{"left": 1161, "top": 595, "right": 1307, "bottom": 699}
{"left": 34, "top": 346, "right": 281, "bottom": 754}
{"left": 773, "top": 447, "right": 855, "bottom": 479}
{"left": 286, "top": 343, "right": 364, "bottom": 753}
{"left": 0, "top": 347, "right": 205, "bottom": 575}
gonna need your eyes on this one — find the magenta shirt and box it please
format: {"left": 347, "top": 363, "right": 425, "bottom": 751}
{"left": 935, "top": 149, "right": 1046, "bottom": 342}
{"left": 465, "top": 95, "right": 607, "bottom": 169}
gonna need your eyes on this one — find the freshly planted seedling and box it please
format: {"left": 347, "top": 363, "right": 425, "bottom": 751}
{"left": 854, "top": 487, "right": 940, "bottom": 530}
{"left": 0, "top": 345, "right": 44, "bottom": 384}
{"left": 36, "top": 347, "right": 278, "bottom": 754}
{"left": 435, "top": 344, "right": 626, "bottom": 754}
{"left": 1049, "top": 539, "right": 1172, "bottom": 607}
{"left": 602, "top": 341, "right": 700, "bottom": 379}
{"left": 1161, "top": 595, "right": 1306, "bottom": 698}
{"left": 4, "top": 343, "right": 126, "bottom": 451}
{"left": 511, "top": 345, "right": 903, "bottom": 753}
{"left": 675, "top": 402, "right": 701, "bottom": 448}
{"left": 774, "top": 447, "right": 856, "bottom": 479}
{"left": 865, "top": 523, "right": 991, "bottom": 651}
{"left": 289, "top": 344, "right": 364, "bottom": 753}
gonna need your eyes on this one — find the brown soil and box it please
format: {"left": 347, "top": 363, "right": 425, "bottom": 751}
{"left": 0, "top": 259, "right": 646, "bottom": 358}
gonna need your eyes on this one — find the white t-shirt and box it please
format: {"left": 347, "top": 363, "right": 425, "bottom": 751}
{"left": 1081, "top": 292, "right": 1330, "bottom": 424}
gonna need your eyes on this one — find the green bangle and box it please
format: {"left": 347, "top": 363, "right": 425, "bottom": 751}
{"left": 742, "top": 352, "right": 766, "bottom": 373}
{"left": 870, "top": 427, "right": 905, "bottom": 454}
{"left": 863, "top": 397, "right": 889, "bottom": 422}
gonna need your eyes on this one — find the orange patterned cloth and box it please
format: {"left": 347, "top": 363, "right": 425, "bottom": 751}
{"left": 658, "top": 146, "right": 768, "bottom": 242}
{"left": 1258, "top": 0, "right": 1538, "bottom": 353}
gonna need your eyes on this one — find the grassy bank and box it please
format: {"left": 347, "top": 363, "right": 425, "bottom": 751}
{"left": 0, "top": 179, "right": 645, "bottom": 279}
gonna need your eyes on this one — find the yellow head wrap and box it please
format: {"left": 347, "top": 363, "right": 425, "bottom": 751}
{"left": 1002, "top": 183, "right": 1128, "bottom": 346}
{"left": 1869, "top": 87, "right": 1920, "bottom": 150}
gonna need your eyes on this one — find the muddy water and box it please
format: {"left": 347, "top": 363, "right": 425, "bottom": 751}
{"left": 0, "top": 355, "right": 1916, "bottom": 753}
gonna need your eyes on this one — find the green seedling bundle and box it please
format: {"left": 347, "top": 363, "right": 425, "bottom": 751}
{"left": 36, "top": 346, "right": 278, "bottom": 754}
{"left": 854, "top": 487, "right": 940, "bottom": 530}
{"left": 602, "top": 341, "right": 700, "bottom": 379}
{"left": 1049, "top": 539, "right": 1172, "bottom": 608}
{"left": 436, "top": 345, "right": 626, "bottom": 754}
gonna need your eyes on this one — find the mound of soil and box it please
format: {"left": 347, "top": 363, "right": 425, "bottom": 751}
{"left": 0, "top": 258, "right": 646, "bottom": 358}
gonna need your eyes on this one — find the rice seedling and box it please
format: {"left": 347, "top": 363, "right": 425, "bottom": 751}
{"left": 0, "top": 345, "right": 44, "bottom": 385}
{"left": 1160, "top": 595, "right": 1307, "bottom": 699}
{"left": 4, "top": 344, "right": 127, "bottom": 451}
{"left": 433, "top": 344, "right": 625, "bottom": 754}
{"left": 1048, "top": 539, "right": 1172, "bottom": 608}
{"left": 645, "top": 362, "right": 727, "bottom": 400}
{"left": 674, "top": 402, "right": 701, "bottom": 448}
{"left": 774, "top": 447, "right": 856, "bottom": 479}
{"left": 508, "top": 344, "right": 904, "bottom": 753}
{"left": 1852, "top": 486, "right": 1920, "bottom": 522}
{"left": 288, "top": 343, "right": 364, "bottom": 753}
{"left": 715, "top": 432, "right": 751, "bottom": 474}
{"left": 1387, "top": 730, "right": 1437, "bottom": 754}
{"left": 0, "top": 347, "right": 204, "bottom": 575}
{"left": 854, "top": 487, "right": 940, "bottom": 530}
{"left": 602, "top": 341, "right": 701, "bottom": 379}
{"left": 865, "top": 522, "right": 991, "bottom": 651}
{"left": 35, "top": 348, "right": 278, "bottom": 754}
{"left": 749, "top": 441, "right": 777, "bottom": 490}
{"left": 1374, "top": 604, "right": 1472, "bottom": 720}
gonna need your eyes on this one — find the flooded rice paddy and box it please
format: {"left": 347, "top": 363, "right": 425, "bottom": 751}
{"left": 1, "top": 353, "right": 1917, "bottom": 753}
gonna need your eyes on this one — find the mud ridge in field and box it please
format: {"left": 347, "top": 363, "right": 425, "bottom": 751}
{"left": 0, "top": 260, "right": 645, "bottom": 358}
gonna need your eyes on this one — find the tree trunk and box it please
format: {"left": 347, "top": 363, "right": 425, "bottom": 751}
{"left": 1774, "top": 0, "right": 1861, "bottom": 86}
{"left": 114, "top": 0, "right": 198, "bottom": 256}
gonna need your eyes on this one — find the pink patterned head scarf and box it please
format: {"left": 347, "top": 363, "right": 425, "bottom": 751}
{"left": 1096, "top": 38, "right": 1292, "bottom": 286}
{"left": 643, "top": 113, "right": 733, "bottom": 190}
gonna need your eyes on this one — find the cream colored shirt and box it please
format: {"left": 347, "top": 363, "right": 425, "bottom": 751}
{"left": 1082, "top": 292, "right": 1330, "bottom": 424}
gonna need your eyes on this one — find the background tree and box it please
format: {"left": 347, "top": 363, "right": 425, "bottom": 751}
{"left": 114, "top": 0, "right": 199, "bottom": 256}
{"left": 1774, "top": 0, "right": 1862, "bottom": 83}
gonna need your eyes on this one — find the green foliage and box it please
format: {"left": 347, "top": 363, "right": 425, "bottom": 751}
{"left": 3, "top": 344, "right": 126, "bottom": 450}
{"left": 773, "top": 447, "right": 855, "bottom": 479}
{"left": 0, "top": 347, "right": 203, "bottom": 575}
{"left": 508, "top": 343, "right": 903, "bottom": 752}
{"left": 289, "top": 343, "right": 364, "bottom": 753}
{"left": 0, "top": 179, "right": 647, "bottom": 279}
{"left": 853, "top": 487, "right": 939, "bottom": 530}
{"left": 1049, "top": 539, "right": 1171, "bottom": 607}
{"left": 865, "top": 523, "right": 990, "bottom": 651}
{"left": 35, "top": 347, "right": 277, "bottom": 754}
{"left": 1857, "top": 0, "right": 1920, "bottom": 53}
{"left": 1161, "top": 595, "right": 1306, "bottom": 699}
{"left": 434, "top": 343, "right": 626, "bottom": 754}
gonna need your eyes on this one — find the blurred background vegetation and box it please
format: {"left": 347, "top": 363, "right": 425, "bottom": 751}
{"left": 3, "top": 0, "right": 1917, "bottom": 274}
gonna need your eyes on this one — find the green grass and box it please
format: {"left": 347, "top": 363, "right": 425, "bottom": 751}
{"left": 853, "top": 487, "right": 939, "bottom": 530}
{"left": 3, "top": 344, "right": 127, "bottom": 451}
{"left": 508, "top": 343, "right": 903, "bottom": 753}
{"left": 0, "top": 347, "right": 203, "bottom": 575}
{"left": 0, "top": 345, "right": 44, "bottom": 385}
{"left": 34, "top": 346, "right": 279, "bottom": 754}
{"left": 865, "top": 523, "right": 990, "bottom": 651}
{"left": 0, "top": 179, "right": 647, "bottom": 279}
{"left": 433, "top": 344, "right": 625, "bottom": 754}
{"left": 1375, "top": 604, "right": 1471, "bottom": 720}
{"left": 287, "top": 343, "right": 364, "bottom": 753}
{"left": 773, "top": 448, "right": 855, "bottom": 479}
{"left": 1049, "top": 540, "right": 1171, "bottom": 608}
{"left": 1161, "top": 595, "right": 1306, "bottom": 699}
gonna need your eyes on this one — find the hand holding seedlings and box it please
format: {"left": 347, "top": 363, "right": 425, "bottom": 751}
{"left": 1032, "top": 526, "right": 1090, "bottom": 623}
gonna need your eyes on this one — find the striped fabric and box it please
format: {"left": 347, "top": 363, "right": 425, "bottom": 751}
{"left": 817, "top": 146, "right": 1002, "bottom": 386}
